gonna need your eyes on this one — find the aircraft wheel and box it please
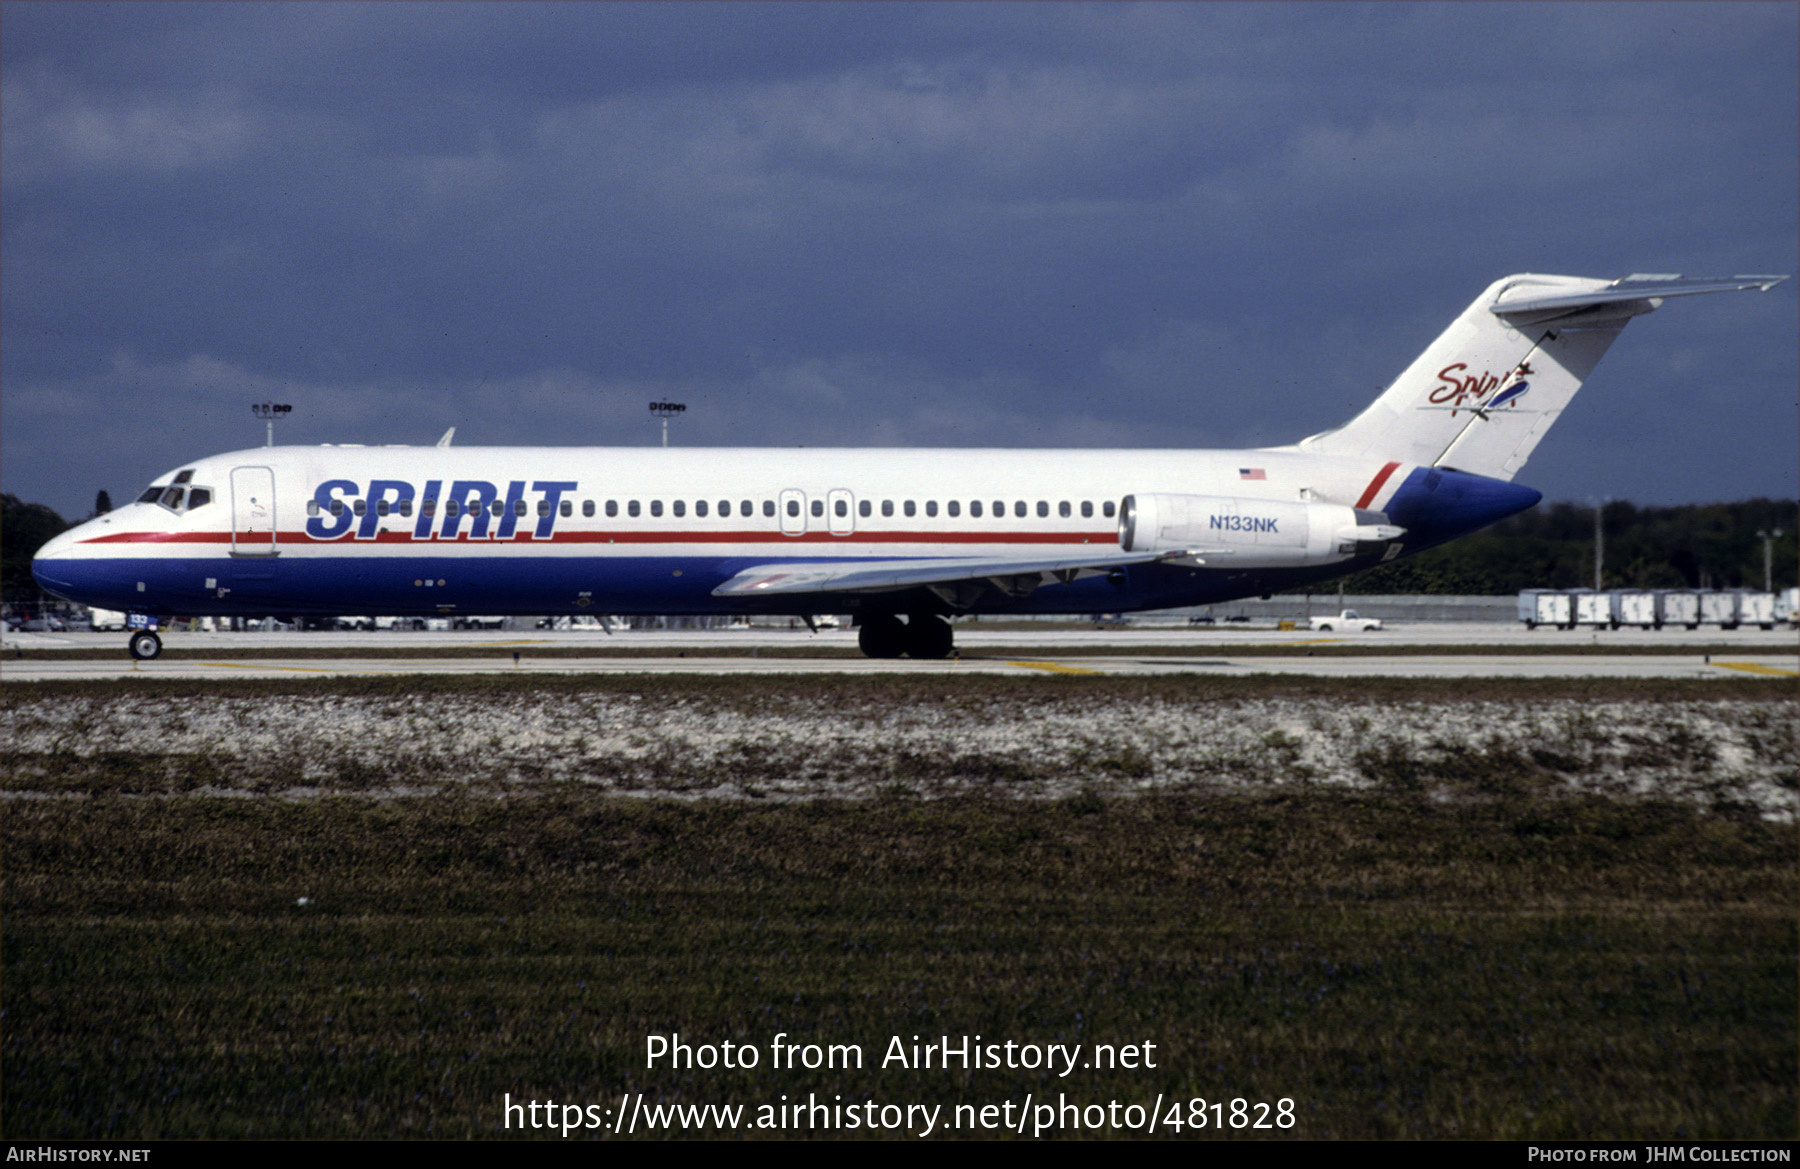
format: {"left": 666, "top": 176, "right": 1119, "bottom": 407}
{"left": 128, "top": 631, "right": 162, "bottom": 661}
{"left": 905, "top": 614, "right": 954, "bottom": 660}
{"left": 857, "top": 613, "right": 907, "bottom": 659}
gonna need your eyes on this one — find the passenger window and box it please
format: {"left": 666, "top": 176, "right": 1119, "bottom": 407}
{"left": 787, "top": 500, "right": 800, "bottom": 518}
{"left": 330, "top": 499, "right": 345, "bottom": 517}
{"left": 810, "top": 500, "right": 823, "bottom": 518}
{"left": 628, "top": 501, "right": 640, "bottom": 518}
{"left": 1059, "top": 501, "right": 1071, "bottom": 518}
{"left": 1103, "top": 501, "right": 1116, "bottom": 518}
{"left": 307, "top": 501, "right": 320, "bottom": 517}
{"left": 423, "top": 500, "right": 437, "bottom": 517}
{"left": 1081, "top": 501, "right": 1093, "bottom": 518}
{"left": 763, "top": 500, "right": 775, "bottom": 518}
{"left": 604, "top": 501, "right": 617, "bottom": 518}
{"left": 582, "top": 500, "right": 594, "bottom": 518}
{"left": 882, "top": 500, "right": 894, "bottom": 517}
{"left": 859, "top": 500, "right": 871, "bottom": 518}
{"left": 947, "top": 501, "right": 960, "bottom": 518}
{"left": 561, "top": 500, "right": 573, "bottom": 517}
{"left": 925, "top": 501, "right": 938, "bottom": 518}
{"left": 970, "top": 500, "right": 982, "bottom": 518}
{"left": 718, "top": 500, "right": 731, "bottom": 517}
{"left": 673, "top": 500, "right": 686, "bottom": 518}
{"left": 491, "top": 500, "right": 504, "bottom": 517}
{"left": 398, "top": 501, "right": 412, "bottom": 517}
{"left": 904, "top": 501, "right": 916, "bottom": 518}
{"left": 834, "top": 499, "right": 847, "bottom": 518}
{"left": 445, "top": 501, "right": 459, "bottom": 517}
{"left": 1014, "top": 501, "right": 1026, "bottom": 518}
{"left": 1037, "top": 501, "right": 1049, "bottom": 518}
{"left": 650, "top": 500, "right": 663, "bottom": 518}
{"left": 377, "top": 500, "right": 389, "bottom": 517}
{"left": 696, "top": 500, "right": 709, "bottom": 518}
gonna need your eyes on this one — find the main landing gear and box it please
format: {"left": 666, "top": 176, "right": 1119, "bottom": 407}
{"left": 856, "top": 613, "right": 955, "bottom": 660}
{"left": 127, "top": 630, "right": 163, "bottom": 660}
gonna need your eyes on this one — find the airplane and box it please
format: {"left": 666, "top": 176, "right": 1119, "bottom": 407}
{"left": 31, "top": 271, "right": 1789, "bottom": 661}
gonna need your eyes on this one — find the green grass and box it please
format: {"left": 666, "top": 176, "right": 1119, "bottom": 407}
{"left": 5, "top": 788, "right": 1793, "bottom": 1139}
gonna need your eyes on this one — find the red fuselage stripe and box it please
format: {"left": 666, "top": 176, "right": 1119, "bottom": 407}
{"left": 1354, "top": 462, "right": 1401, "bottom": 510}
{"left": 79, "top": 528, "right": 1119, "bottom": 548}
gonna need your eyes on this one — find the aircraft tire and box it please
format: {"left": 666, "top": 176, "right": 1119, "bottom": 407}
{"left": 128, "top": 631, "right": 162, "bottom": 661}
{"left": 905, "top": 614, "right": 954, "bottom": 660}
{"left": 857, "top": 613, "right": 907, "bottom": 659}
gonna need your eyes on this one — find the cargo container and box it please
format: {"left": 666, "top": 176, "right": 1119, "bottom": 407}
{"left": 1616, "top": 591, "right": 1659, "bottom": 629}
{"left": 1574, "top": 590, "right": 1616, "bottom": 628}
{"left": 1734, "top": 590, "right": 1776, "bottom": 630}
{"left": 1517, "top": 590, "right": 1573, "bottom": 629}
{"left": 1699, "top": 590, "right": 1740, "bottom": 629}
{"left": 1658, "top": 590, "right": 1700, "bottom": 629}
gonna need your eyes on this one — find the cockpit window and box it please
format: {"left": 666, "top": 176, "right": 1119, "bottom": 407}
{"left": 138, "top": 486, "right": 165, "bottom": 503}
{"left": 186, "top": 488, "right": 212, "bottom": 509}
{"left": 173, "top": 470, "right": 195, "bottom": 485}
{"left": 159, "top": 487, "right": 186, "bottom": 510}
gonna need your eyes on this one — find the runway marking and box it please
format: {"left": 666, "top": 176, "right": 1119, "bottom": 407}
{"left": 1009, "top": 660, "right": 1104, "bottom": 675}
{"left": 1711, "top": 661, "right": 1799, "bottom": 677}
{"left": 202, "top": 661, "right": 336, "bottom": 674}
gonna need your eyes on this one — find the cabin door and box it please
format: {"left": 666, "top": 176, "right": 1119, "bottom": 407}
{"left": 230, "top": 466, "right": 279, "bottom": 558}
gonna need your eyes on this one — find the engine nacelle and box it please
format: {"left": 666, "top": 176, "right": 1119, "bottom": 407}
{"left": 1119, "top": 493, "right": 1403, "bottom": 568}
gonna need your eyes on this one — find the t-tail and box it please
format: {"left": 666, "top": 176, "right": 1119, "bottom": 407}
{"left": 1294, "top": 273, "right": 1789, "bottom": 481}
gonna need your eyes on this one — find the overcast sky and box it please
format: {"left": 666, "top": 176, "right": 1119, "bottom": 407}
{"left": 4, "top": 1, "right": 1795, "bottom": 520}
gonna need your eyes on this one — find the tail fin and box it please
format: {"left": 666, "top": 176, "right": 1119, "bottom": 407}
{"left": 1295, "top": 273, "right": 1788, "bottom": 480}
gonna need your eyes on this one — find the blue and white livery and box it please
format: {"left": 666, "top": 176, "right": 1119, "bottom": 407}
{"left": 32, "top": 272, "right": 1788, "bottom": 659}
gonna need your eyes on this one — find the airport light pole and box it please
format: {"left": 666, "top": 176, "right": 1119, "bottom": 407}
{"left": 1590, "top": 497, "right": 1609, "bottom": 591}
{"left": 1758, "top": 529, "right": 1782, "bottom": 593}
{"left": 252, "top": 402, "right": 294, "bottom": 447}
{"left": 649, "top": 400, "right": 686, "bottom": 447}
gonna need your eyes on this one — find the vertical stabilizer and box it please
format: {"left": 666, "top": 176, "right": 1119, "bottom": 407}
{"left": 1294, "top": 273, "right": 1788, "bottom": 481}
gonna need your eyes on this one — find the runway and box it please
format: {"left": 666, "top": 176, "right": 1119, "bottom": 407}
{"left": 4, "top": 623, "right": 1794, "bottom": 681}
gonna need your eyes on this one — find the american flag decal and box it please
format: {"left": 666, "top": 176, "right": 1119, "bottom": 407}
{"left": 1238, "top": 467, "right": 1266, "bottom": 480}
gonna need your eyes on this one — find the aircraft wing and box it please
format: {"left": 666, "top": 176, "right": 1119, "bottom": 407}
{"left": 713, "top": 548, "right": 1210, "bottom": 600}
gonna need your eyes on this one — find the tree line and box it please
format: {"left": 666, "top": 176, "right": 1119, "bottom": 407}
{"left": 1331, "top": 498, "right": 1799, "bottom": 596}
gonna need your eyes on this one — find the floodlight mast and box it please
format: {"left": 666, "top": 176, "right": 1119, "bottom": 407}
{"left": 649, "top": 400, "right": 686, "bottom": 447}
{"left": 250, "top": 402, "right": 294, "bottom": 447}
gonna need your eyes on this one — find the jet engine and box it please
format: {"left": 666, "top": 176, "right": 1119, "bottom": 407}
{"left": 1118, "top": 493, "right": 1404, "bottom": 568}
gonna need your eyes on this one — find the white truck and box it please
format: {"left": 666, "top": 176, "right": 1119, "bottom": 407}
{"left": 1309, "top": 609, "right": 1382, "bottom": 632}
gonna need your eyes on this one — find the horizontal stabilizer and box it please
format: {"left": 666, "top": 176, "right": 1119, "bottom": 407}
{"left": 1490, "top": 274, "right": 1788, "bottom": 320}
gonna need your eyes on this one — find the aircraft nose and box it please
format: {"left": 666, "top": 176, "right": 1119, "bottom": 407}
{"left": 31, "top": 527, "right": 87, "bottom": 596}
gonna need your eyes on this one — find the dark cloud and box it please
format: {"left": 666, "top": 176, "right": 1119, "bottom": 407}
{"left": 4, "top": 2, "right": 1794, "bottom": 517}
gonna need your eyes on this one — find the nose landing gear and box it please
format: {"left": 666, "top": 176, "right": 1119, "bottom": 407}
{"left": 128, "top": 630, "right": 163, "bottom": 660}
